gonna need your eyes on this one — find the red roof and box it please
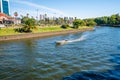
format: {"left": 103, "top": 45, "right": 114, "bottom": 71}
{"left": 0, "top": 13, "right": 8, "bottom": 17}
{"left": 0, "top": 13, "right": 13, "bottom": 19}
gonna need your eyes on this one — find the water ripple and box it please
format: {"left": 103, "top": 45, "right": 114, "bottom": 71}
{"left": 0, "top": 27, "right": 120, "bottom": 80}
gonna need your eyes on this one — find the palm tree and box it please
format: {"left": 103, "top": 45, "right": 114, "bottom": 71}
{"left": 14, "top": 12, "right": 18, "bottom": 18}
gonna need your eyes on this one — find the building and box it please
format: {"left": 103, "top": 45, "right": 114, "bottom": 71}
{"left": 0, "top": 12, "right": 13, "bottom": 24}
{"left": 13, "top": 17, "right": 21, "bottom": 24}
{"left": 0, "top": 0, "right": 10, "bottom": 15}
{"left": 0, "top": 12, "right": 21, "bottom": 25}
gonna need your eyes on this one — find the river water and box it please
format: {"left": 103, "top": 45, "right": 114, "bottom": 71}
{"left": 0, "top": 27, "right": 120, "bottom": 80}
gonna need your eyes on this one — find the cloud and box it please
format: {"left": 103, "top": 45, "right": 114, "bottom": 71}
{"left": 13, "top": 0, "right": 67, "bottom": 17}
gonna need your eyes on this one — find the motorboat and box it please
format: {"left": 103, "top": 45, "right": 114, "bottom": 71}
{"left": 56, "top": 40, "right": 69, "bottom": 45}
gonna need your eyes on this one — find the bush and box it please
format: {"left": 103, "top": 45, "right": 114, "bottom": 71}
{"left": 61, "top": 24, "right": 70, "bottom": 29}
{"left": 14, "top": 27, "right": 32, "bottom": 33}
{"left": 87, "top": 20, "right": 97, "bottom": 26}
{"left": 15, "top": 18, "right": 36, "bottom": 33}
{"left": 73, "top": 19, "right": 86, "bottom": 29}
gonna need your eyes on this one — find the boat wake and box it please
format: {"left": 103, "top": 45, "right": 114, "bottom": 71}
{"left": 55, "top": 34, "right": 88, "bottom": 46}
{"left": 67, "top": 34, "right": 88, "bottom": 43}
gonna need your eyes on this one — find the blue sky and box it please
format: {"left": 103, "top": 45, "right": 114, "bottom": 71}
{"left": 10, "top": 0, "right": 120, "bottom": 19}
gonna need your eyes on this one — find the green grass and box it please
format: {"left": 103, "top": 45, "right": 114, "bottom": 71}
{"left": 0, "top": 26, "right": 93, "bottom": 36}
{"left": 32, "top": 26, "right": 73, "bottom": 33}
{"left": 0, "top": 28, "right": 20, "bottom": 36}
{"left": 78, "top": 26, "right": 93, "bottom": 29}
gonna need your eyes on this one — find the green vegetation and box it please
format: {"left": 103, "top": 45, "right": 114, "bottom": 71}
{"left": 0, "top": 15, "right": 93, "bottom": 36}
{"left": 73, "top": 19, "right": 86, "bottom": 28}
{"left": 32, "top": 26, "right": 71, "bottom": 33}
{"left": 72, "top": 13, "right": 120, "bottom": 28}
{"left": 15, "top": 18, "right": 36, "bottom": 32}
{"left": 22, "top": 18, "right": 36, "bottom": 32}
{"left": 0, "top": 12, "right": 99, "bottom": 36}
{"left": 0, "top": 28, "right": 20, "bottom": 36}
{"left": 1, "top": 12, "right": 119, "bottom": 37}
{"left": 61, "top": 24, "right": 70, "bottom": 29}
{"left": 83, "top": 19, "right": 97, "bottom": 26}
{"left": 73, "top": 19, "right": 96, "bottom": 29}
{"left": 0, "top": 26, "right": 92, "bottom": 36}
{"left": 94, "top": 14, "right": 120, "bottom": 26}
{"left": 14, "top": 16, "right": 93, "bottom": 34}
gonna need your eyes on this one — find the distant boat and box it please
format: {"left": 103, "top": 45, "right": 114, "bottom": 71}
{"left": 56, "top": 40, "right": 69, "bottom": 45}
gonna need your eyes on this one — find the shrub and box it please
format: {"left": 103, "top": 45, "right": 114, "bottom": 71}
{"left": 87, "top": 20, "right": 97, "bottom": 26}
{"left": 61, "top": 24, "right": 70, "bottom": 29}
{"left": 15, "top": 18, "right": 36, "bottom": 33}
{"left": 73, "top": 19, "right": 86, "bottom": 29}
{"left": 14, "top": 28, "right": 32, "bottom": 33}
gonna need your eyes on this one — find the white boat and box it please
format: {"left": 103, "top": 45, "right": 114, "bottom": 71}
{"left": 56, "top": 40, "right": 69, "bottom": 45}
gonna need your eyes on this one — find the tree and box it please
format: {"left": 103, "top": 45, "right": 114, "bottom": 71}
{"left": 87, "top": 20, "right": 97, "bottom": 26}
{"left": 94, "top": 17, "right": 108, "bottom": 25}
{"left": 94, "top": 14, "right": 120, "bottom": 26}
{"left": 73, "top": 19, "right": 85, "bottom": 28}
{"left": 21, "top": 17, "right": 29, "bottom": 24}
{"left": 14, "top": 12, "right": 18, "bottom": 18}
{"left": 17, "top": 18, "right": 36, "bottom": 32}
{"left": 83, "top": 18, "right": 97, "bottom": 26}
{"left": 109, "top": 15, "right": 116, "bottom": 25}
{"left": 114, "top": 14, "right": 120, "bottom": 25}
{"left": 23, "top": 18, "right": 36, "bottom": 32}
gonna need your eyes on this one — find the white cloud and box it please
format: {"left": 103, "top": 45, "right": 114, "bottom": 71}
{"left": 13, "top": 0, "right": 68, "bottom": 17}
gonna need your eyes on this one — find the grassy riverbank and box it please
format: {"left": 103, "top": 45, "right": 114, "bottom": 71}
{"left": 0, "top": 26, "right": 93, "bottom": 36}
{"left": 0, "top": 28, "right": 20, "bottom": 36}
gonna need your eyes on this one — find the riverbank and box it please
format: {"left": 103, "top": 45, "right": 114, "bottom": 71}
{"left": 0, "top": 28, "right": 93, "bottom": 42}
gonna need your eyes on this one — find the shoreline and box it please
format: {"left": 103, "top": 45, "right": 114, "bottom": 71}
{"left": 0, "top": 28, "right": 93, "bottom": 42}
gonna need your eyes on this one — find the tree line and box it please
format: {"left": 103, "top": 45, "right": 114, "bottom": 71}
{"left": 72, "top": 13, "right": 120, "bottom": 28}
{"left": 14, "top": 11, "right": 120, "bottom": 28}
{"left": 14, "top": 12, "right": 120, "bottom": 33}
{"left": 94, "top": 14, "right": 120, "bottom": 26}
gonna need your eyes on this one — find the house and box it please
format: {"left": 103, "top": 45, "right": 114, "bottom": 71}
{"left": 0, "top": 12, "right": 13, "bottom": 24}
{"left": 0, "top": 12, "right": 21, "bottom": 24}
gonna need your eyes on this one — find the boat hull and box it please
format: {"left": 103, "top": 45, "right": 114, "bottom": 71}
{"left": 56, "top": 40, "right": 68, "bottom": 45}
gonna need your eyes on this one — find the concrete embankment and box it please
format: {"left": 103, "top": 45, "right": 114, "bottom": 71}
{"left": 0, "top": 28, "right": 93, "bottom": 42}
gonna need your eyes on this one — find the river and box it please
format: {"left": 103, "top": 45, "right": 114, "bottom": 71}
{"left": 0, "top": 27, "right": 120, "bottom": 80}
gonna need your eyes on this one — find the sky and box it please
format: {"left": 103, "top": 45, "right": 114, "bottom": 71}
{"left": 10, "top": 0, "right": 120, "bottom": 19}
